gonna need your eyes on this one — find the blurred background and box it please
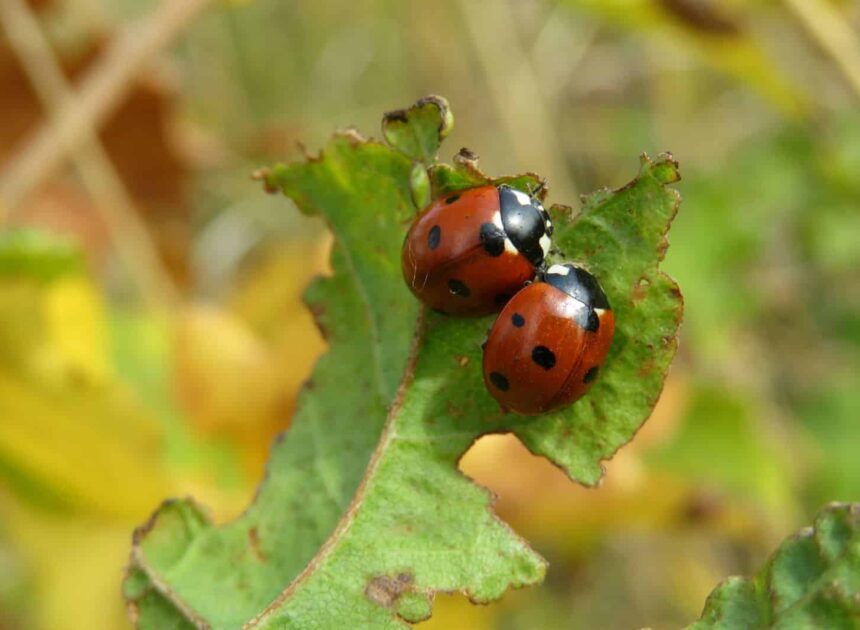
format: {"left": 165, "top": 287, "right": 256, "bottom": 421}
{"left": 0, "top": 0, "right": 858, "bottom": 628}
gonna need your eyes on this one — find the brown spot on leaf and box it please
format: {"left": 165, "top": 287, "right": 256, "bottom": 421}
{"left": 365, "top": 572, "right": 414, "bottom": 608}
{"left": 632, "top": 276, "right": 651, "bottom": 303}
{"left": 456, "top": 355, "right": 470, "bottom": 367}
{"left": 308, "top": 302, "right": 330, "bottom": 339}
{"left": 446, "top": 401, "right": 464, "bottom": 418}
{"left": 638, "top": 358, "right": 656, "bottom": 378}
{"left": 248, "top": 527, "right": 267, "bottom": 562}
{"left": 382, "top": 109, "right": 409, "bottom": 124}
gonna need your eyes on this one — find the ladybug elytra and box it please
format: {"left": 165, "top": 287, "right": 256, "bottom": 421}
{"left": 481, "top": 263, "right": 615, "bottom": 415}
{"left": 401, "top": 184, "right": 552, "bottom": 316}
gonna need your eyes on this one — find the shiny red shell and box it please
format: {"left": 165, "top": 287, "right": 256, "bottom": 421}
{"left": 482, "top": 282, "right": 615, "bottom": 415}
{"left": 401, "top": 186, "right": 536, "bottom": 316}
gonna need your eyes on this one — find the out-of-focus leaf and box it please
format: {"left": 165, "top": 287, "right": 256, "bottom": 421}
{"left": 691, "top": 503, "right": 860, "bottom": 628}
{"left": 0, "top": 494, "right": 133, "bottom": 630}
{"left": 646, "top": 385, "right": 795, "bottom": 519}
{"left": 562, "top": 0, "right": 808, "bottom": 117}
{"left": 0, "top": 230, "right": 171, "bottom": 519}
{"left": 126, "top": 97, "right": 681, "bottom": 627}
{"left": 798, "top": 378, "right": 860, "bottom": 506}
{"left": 0, "top": 372, "right": 170, "bottom": 518}
{"left": 0, "top": 229, "right": 83, "bottom": 282}
{"left": 174, "top": 305, "right": 281, "bottom": 435}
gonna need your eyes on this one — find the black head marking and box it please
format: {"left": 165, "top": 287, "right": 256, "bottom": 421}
{"left": 586, "top": 310, "right": 600, "bottom": 332}
{"left": 479, "top": 222, "right": 506, "bottom": 257}
{"left": 448, "top": 279, "right": 470, "bottom": 298}
{"left": 541, "top": 209, "right": 554, "bottom": 236}
{"left": 489, "top": 371, "right": 510, "bottom": 391}
{"left": 445, "top": 194, "right": 460, "bottom": 204}
{"left": 531, "top": 345, "right": 556, "bottom": 370}
{"left": 497, "top": 185, "right": 548, "bottom": 267}
{"left": 544, "top": 264, "right": 611, "bottom": 311}
{"left": 583, "top": 366, "right": 599, "bottom": 384}
{"left": 427, "top": 225, "right": 441, "bottom": 250}
{"left": 511, "top": 313, "right": 525, "bottom": 327}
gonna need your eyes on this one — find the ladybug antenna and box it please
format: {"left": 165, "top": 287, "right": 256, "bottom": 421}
{"left": 531, "top": 180, "right": 547, "bottom": 199}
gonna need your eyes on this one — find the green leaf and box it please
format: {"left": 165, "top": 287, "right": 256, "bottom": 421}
{"left": 0, "top": 229, "right": 83, "bottom": 283}
{"left": 691, "top": 503, "right": 860, "bottom": 628}
{"left": 646, "top": 385, "right": 793, "bottom": 516}
{"left": 514, "top": 154, "right": 683, "bottom": 484}
{"left": 382, "top": 95, "right": 453, "bottom": 164}
{"left": 125, "top": 98, "right": 682, "bottom": 627}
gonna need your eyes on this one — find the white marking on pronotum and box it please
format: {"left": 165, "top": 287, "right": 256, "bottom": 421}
{"left": 510, "top": 189, "right": 531, "bottom": 206}
{"left": 491, "top": 211, "right": 504, "bottom": 230}
{"left": 594, "top": 308, "right": 607, "bottom": 316}
{"left": 547, "top": 264, "right": 571, "bottom": 276}
{"left": 539, "top": 234, "right": 552, "bottom": 257}
{"left": 493, "top": 211, "right": 519, "bottom": 254}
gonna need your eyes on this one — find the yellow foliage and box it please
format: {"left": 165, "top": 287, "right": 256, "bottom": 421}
{"left": 1, "top": 493, "right": 131, "bottom": 630}
{"left": 43, "top": 277, "right": 112, "bottom": 385}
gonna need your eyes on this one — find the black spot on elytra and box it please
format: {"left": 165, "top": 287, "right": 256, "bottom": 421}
{"left": 494, "top": 293, "right": 513, "bottom": 305}
{"left": 512, "top": 313, "right": 525, "bottom": 327}
{"left": 489, "top": 372, "right": 510, "bottom": 391}
{"left": 445, "top": 194, "right": 460, "bottom": 204}
{"left": 531, "top": 345, "right": 556, "bottom": 370}
{"left": 583, "top": 366, "right": 599, "bottom": 383}
{"left": 448, "top": 279, "right": 470, "bottom": 298}
{"left": 427, "top": 225, "right": 441, "bottom": 250}
{"left": 479, "top": 222, "right": 506, "bottom": 257}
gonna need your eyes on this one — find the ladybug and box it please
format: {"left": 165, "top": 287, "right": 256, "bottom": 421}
{"left": 482, "top": 263, "right": 615, "bottom": 415}
{"left": 402, "top": 184, "right": 553, "bottom": 316}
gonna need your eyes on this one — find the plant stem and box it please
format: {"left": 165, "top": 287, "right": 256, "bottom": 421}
{"left": 0, "top": 0, "right": 184, "bottom": 312}
{"left": 784, "top": 0, "right": 860, "bottom": 101}
{"left": 0, "top": 0, "right": 213, "bottom": 213}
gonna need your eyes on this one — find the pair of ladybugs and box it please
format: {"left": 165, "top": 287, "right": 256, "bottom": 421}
{"left": 402, "top": 183, "right": 615, "bottom": 415}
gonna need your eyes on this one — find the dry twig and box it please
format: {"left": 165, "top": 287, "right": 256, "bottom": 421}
{"left": 0, "top": 0, "right": 213, "bottom": 310}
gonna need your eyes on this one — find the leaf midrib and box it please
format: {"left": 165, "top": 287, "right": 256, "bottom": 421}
{"left": 244, "top": 309, "right": 426, "bottom": 628}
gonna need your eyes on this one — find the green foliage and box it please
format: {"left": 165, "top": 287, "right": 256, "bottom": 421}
{"left": 0, "top": 229, "right": 83, "bottom": 282}
{"left": 124, "top": 97, "right": 682, "bottom": 627}
{"left": 646, "top": 386, "right": 792, "bottom": 515}
{"left": 691, "top": 503, "right": 860, "bottom": 628}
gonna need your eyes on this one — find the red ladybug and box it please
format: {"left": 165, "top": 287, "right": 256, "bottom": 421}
{"left": 482, "top": 263, "right": 615, "bottom": 415}
{"left": 402, "top": 184, "right": 553, "bottom": 316}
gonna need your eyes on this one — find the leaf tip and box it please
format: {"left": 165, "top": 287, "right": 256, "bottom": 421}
{"left": 640, "top": 151, "right": 682, "bottom": 185}
{"left": 252, "top": 164, "right": 287, "bottom": 195}
{"left": 382, "top": 95, "right": 453, "bottom": 162}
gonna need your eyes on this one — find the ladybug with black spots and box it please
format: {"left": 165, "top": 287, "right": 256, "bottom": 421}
{"left": 401, "top": 184, "right": 553, "bottom": 316}
{"left": 482, "top": 263, "right": 615, "bottom": 415}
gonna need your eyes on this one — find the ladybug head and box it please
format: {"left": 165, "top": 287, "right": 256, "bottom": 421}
{"left": 497, "top": 185, "right": 553, "bottom": 268}
{"left": 543, "top": 264, "right": 611, "bottom": 311}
